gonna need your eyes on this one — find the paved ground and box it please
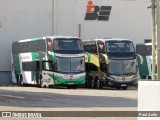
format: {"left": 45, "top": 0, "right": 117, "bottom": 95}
{"left": 0, "top": 86, "right": 137, "bottom": 120}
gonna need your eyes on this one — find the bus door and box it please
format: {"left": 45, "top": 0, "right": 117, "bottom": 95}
{"left": 35, "top": 61, "right": 41, "bottom": 85}
{"left": 41, "top": 61, "right": 54, "bottom": 86}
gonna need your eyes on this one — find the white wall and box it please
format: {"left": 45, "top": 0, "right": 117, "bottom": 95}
{"left": 0, "top": 0, "right": 53, "bottom": 71}
{"left": 55, "top": 0, "right": 151, "bottom": 44}
{"left": 0, "top": 0, "right": 152, "bottom": 71}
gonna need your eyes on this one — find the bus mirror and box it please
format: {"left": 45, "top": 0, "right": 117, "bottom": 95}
{"left": 136, "top": 65, "right": 138, "bottom": 72}
{"left": 48, "top": 51, "right": 54, "bottom": 55}
{"left": 136, "top": 54, "right": 143, "bottom": 64}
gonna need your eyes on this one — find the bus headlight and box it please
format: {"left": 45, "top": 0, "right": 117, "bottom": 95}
{"left": 102, "top": 77, "right": 106, "bottom": 81}
{"left": 109, "top": 76, "right": 116, "bottom": 80}
{"left": 132, "top": 76, "right": 137, "bottom": 80}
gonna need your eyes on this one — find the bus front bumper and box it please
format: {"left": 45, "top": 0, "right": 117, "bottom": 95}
{"left": 106, "top": 76, "right": 137, "bottom": 86}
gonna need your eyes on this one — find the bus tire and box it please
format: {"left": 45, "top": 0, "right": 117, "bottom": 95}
{"left": 40, "top": 75, "right": 45, "bottom": 88}
{"left": 94, "top": 77, "right": 99, "bottom": 89}
{"left": 142, "top": 75, "right": 146, "bottom": 79}
{"left": 99, "top": 81, "right": 103, "bottom": 89}
{"left": 97, "top": 80, "right": 100, "bottom": 89}
{"left": 91, "top": 79, "right": 94, "bottom": 88}
{"left": 72, "top": 85, "right": 77, "bottom": 89}
{"left": 122, "top": 86, "right": 128, "bottom": 90}
{"left": 67, "top": 86, "right": 72, "bottom": 89}
{"left": 19, "top": 75, "right": 23, "bottom": 86}
{"left": 88, "top": 76, "right": 93, "bottom": 88}
{"left": 148, "top": 76, "right": 152, "bottom": 79}
{"left": 46, "top": 85, "right": 51, "bottom": 88}
{"left": 41, "top": 84, "right": 46, "bottom": 88}
{"left": 116, "top": 86, "right": 121, "bottom": 90}
{"left": 85, "top": 75, "right": 89, "bottom": 88}
{"left": 16, "top": 74, "right": 20, "bottom": 85}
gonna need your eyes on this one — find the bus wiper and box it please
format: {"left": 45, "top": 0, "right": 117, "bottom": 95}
{"left": 111, "top": 72, "right": 121, "bottom": 75}
{"left": 124, "top": 72, "right": 135, "bottom": 75}
{"left": 61, "top": 69, "right": 70, "bottom": 72}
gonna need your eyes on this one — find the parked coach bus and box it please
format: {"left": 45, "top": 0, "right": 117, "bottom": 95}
{"left": 83, "top": 38, "right": 137, "bottom": 90}
{"left": 12, "top": 36, "right": 85, "bottom": 89}
{"left": 136, "top": 43, "right": 152, "bottom": 79}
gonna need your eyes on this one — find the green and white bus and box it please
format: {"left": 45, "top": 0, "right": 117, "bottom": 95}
{"left": 136, "top": 43, "right": 152, "bottom": 79}
{"left": 11, "top": 36, "right": 85, "bottom": 88}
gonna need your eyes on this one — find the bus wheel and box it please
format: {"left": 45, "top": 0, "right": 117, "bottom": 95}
{"left": 148, "top": 76, "right": 152, "bottom": 79}
{"left": 40, "top": 75, "right": 45, "bottom": 88}
{"left": 116, "top": 86, "right": 121, "bottom": 90}
{"left": 99, "top": 81, "right": 103, "bottom": 89}
{"left": 41, "top": 83, "right": 46, "bottom": 88}
{"left": 19, "top": 75, "right": 23, "bottom": 86}
{"left": 72, "top": 85, "right": 77, "bottom": 89}
{"left": 67, "top": 86, "right": 72, "bottom": 89}
{"left": 122, "top": 86, "right": 128, "bottom": 90}
{"left": 91, "top": 79, "right": 94, "bottom": 88}
{"left": 88, "top": 76, "right": 93, "bottom": 88}
{"left": 16, "top": 74, "right": 20, "bottom": 85}
{"left": 46, "top": 85, "right": 51, "bottom": 88}
{"left": 96, "top": 80, "right": 100, "bottom": 89}
{"left": 93, "top": 77, "right": 98, "bottom": 89}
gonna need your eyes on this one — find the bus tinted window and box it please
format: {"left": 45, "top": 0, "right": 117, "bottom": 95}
{"left": 84, "top": 43, "right": 97, "bottom": 53}
{"left": 12, "top": 40, "right": 46, "bottom": 54}
{"left": 12, "top": 42, "right": 19, "bottom": 54}
{"left": 22, "top": 61, "right": 39, "bottom": 71}
{"left": 106, "top": 41, "right": 134, "bottom": 53}
{"left": 53, "top": 39, "right": 83, "bottom": 50}
{"left": 136, "top": 45, "right": 152, "bottom": 56}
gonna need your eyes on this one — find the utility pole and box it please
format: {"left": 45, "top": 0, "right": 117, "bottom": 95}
{"left": 152, "top": 0, "right": 157, "bottom": 80}
{"left": 156, "top": 0, "right": 160, "bottom": 80}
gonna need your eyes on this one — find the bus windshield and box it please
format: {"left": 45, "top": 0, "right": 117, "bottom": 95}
{"left": 110, "top": 59, "right": 136, "bottom": 75}
{"left": 106, "top": 41, "right": 135, "bottom": 53}
{"left": 123, "top": 59, "right": 137, "bottom": 74}
{"left": 53, "top": 39, "right": 83, "bottom": 50}
{"left": 56, "top": 57, "right": 85, "bottom": 73}
{"left": 110, "top": 60, "right": 123, "bottom": 74}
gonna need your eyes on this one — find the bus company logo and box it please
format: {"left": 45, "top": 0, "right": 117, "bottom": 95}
{"left": 85, "top": 0, "right": 112, "bottom": 21}
{"left": 70, "top": 75, "right": 73, "bottom": 80}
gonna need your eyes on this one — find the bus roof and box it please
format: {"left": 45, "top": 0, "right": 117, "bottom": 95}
{"left": 47, "top": 36, "right": 79, "bottom": 39}
{"left": 136, "top": 43, "right": 152, "bottom": 46}
{"left": 14, "top": 37, "right": 45, "bottom": 43}
{"left": 83, "top": 38, "right": 131, "bottom": 42}
{"left": 13, "top": 36, "right": 80, "bottom": 43}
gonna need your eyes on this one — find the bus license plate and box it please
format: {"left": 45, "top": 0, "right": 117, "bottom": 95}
{"left": 121, "top": 84, "right": 126, "bottom": 87}
{"left": 68, "top": 83, "right": 74, "bottom": 85}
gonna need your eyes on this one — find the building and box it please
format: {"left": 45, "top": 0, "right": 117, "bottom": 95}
{"left": 0, "top": 0, "right": 151, "bottom": 84}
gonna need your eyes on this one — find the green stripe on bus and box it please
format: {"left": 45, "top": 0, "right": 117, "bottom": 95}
{"left": 31, "top": 37, "right": 43, "bottom": 41}
{"left": 85, "top": 52, "right": 91, "bottom": 62}
{"left": 48, "top": 74, "right": 85, "bottom": 85}
{"left": 32, "top": 52, "right": 37, "bottom": 60}
{"left": 137, "top": 56, "right": 149, "bottom": 78}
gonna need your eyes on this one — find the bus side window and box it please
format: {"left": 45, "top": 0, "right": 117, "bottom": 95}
{"left": 84, "top": 43, "right": 97, "bottom": 54}
{"left": 22, "top": 61, "right": 39, "bottom": 71}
